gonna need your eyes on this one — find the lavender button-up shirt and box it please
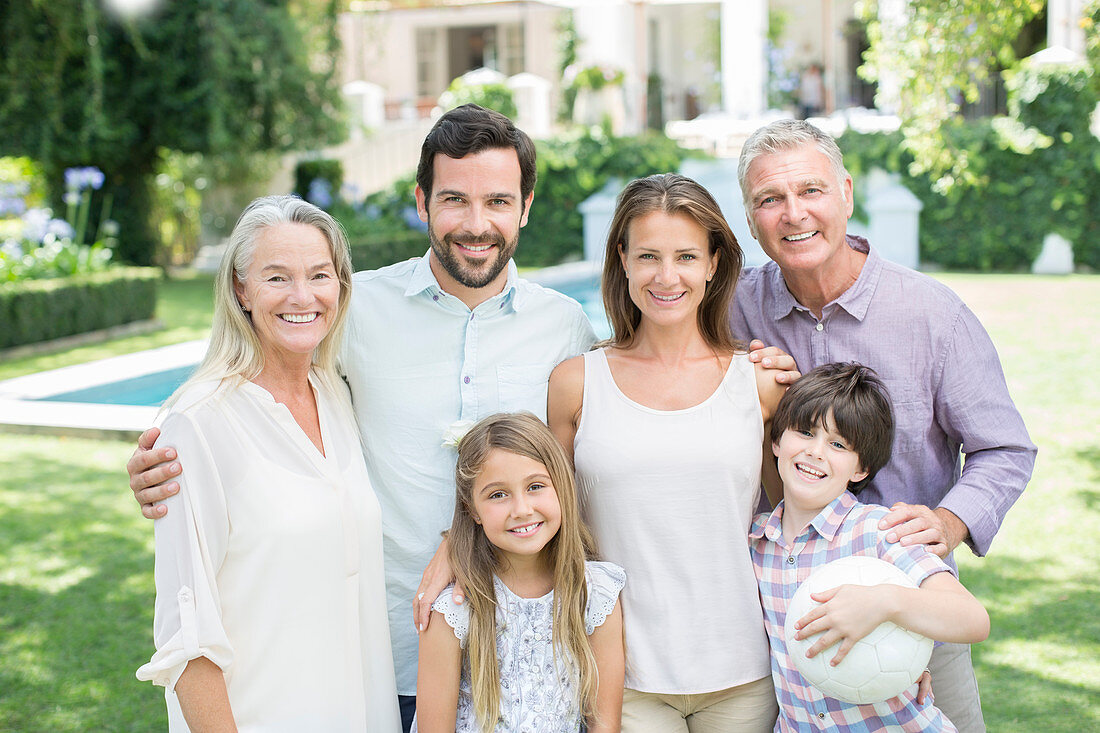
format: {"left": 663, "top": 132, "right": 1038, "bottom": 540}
{"left": 733, "top": 236, "right": 1036, "bottom": 564}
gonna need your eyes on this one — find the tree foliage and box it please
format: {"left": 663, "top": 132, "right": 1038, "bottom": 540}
{"left": 0, "top": 0, "right": 345, "bottom": 264}
{"left": 858, "top": 0, "right": 1045, "bottom": 190}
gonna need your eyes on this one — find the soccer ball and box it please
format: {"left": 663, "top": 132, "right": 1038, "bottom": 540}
{"left": 784, "top": 555, "right": 933, "bottom": 705}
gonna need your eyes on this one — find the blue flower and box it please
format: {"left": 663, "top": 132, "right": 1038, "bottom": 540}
{"left": 46, "top": 218, "right": 75, "bottom": 240}
{"left": 1, "top": 239, "right": 23, "bottom": 259}
{"left": 64, "top": 166, "right": 106, "bottom": 191}
{"left": 0, "top": 197, "right": 26, "bottom": 217}
{"left": 401, "top": 206, "right": 428, "bottom": 232}
{"left": 21, "top": 208, "right": 52, "bottom": 243}
{"left": 307, "top": 179, "right": 334, "bottom": 209}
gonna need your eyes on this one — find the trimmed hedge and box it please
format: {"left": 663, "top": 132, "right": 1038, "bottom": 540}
{"left": 347, "top": 230, "right": 426, "bottom": 272}
{"left": 1, "top": 267, "right": 160, "bottom": 349}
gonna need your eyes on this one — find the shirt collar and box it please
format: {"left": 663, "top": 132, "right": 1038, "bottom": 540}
{"left": 403, "top": 250, "right": 524, "bottom": 310}
{"left": 767, "top": 234, "right": 883, "bottom": 323}
{"left": 809, "top": 491, "right": 860, "bottom": 541}
{"left": 748, "top": 491, "right": 860, "bottom": 543}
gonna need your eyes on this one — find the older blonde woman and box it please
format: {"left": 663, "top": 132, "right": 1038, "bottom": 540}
{"left": 136, "top": 196, "right": 400, "bottom": 731}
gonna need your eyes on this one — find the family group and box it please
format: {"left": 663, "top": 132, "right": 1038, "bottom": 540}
{"left": 129, "top": 105, "right": 1035, "bottom": 733}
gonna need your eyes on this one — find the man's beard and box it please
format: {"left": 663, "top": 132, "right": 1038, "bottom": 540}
{"left": 429, "top": 225, "right": 517, "bottom": 289}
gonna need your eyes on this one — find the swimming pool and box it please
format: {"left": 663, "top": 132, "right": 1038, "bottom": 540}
{"left": 36, "top": 364, "right": 196, "bottom": 407}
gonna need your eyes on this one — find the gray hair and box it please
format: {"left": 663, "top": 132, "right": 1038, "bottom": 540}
{"left": 165, "top": 195, "right": 353, "bottom": 408}
{"left": 737, "top": 119, "right": 849, "bottom": 210}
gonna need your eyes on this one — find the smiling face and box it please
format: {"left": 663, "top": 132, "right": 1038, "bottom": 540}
{"left": 233, "top": 222, "right": 340, "bottom": 369}
{"left": 415, "top": 147, "right": 533, "bottom": 303}
{"left": 472, "top": 448, "right": 562, "bottom": 569}
{"left": 744, "top": 143, "right": 854, "bottom": 279}
{"left": 618, "top": 210, "right": 718, "bottom": 331}
{"left": 773, "top": 413, "right": 869, "bottom": 517}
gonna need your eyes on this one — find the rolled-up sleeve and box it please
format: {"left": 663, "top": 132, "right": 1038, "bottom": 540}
{"left": 135, "top": 412, "right": 234, "bottom": 690}
{"left": 933, "top": 305, "right": 1037, "bottom": 556}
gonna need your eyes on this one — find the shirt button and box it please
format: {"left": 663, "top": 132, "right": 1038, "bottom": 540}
{"left": 463, "top": 376, "right": 470, "bottom": 384}
{"left": 432, "top": 294, "right": 439, "bottom": 302}
{"left": 818, "top": 712, "right": 825, "bottom": 719}
{"left": 815, "top": 322, "right": 824, "bottom": 331}
{"left": 787, "top": 556, "right": 795, "bottom": 564}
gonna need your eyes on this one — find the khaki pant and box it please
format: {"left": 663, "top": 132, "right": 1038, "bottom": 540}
{"left": 621, "top": 676, "right": 778, "bottom": 733}
{"left": 929, "top": 642, "right": 986, "bottom": 733}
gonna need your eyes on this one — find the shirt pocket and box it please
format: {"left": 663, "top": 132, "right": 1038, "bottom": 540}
{"left": 884, "top": 379, "right": 931, "bottom": 455}
{"left": 497, "top": 363, "right": 555, "bottom": 420}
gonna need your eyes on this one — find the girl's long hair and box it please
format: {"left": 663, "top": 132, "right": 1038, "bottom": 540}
{"left": 601, "top": 173, "right": 743, "bottom": 351}
{"left": 450, "top": 412, "right": 599, "bottom": 732}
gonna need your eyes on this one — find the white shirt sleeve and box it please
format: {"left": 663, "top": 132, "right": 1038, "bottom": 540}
{"left": 584, "top": 561, "right": 626, "bottom": 635}
{"left": 430, "top": 584, "right": 470, "bottom": 648}
{"left": 136, "top": 410, "right": 235, "bottom": 690}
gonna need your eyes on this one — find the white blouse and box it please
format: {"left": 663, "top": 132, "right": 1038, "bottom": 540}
{"left": 136, "top": 374, "right": 401, "bottom": 732}
{"left": 413, "top": 561, "right": 625, "bottom": 733}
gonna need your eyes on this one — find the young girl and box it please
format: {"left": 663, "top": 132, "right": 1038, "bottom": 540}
{"left": 414, "top": 412, "right": 626, "bottom": 733}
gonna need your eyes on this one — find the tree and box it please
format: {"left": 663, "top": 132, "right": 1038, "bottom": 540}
{"left": 858, "top": 0, "right": 1045, "bottom": 190}
{"left": 0, "top": 0, "right": 345, "bottom": 264}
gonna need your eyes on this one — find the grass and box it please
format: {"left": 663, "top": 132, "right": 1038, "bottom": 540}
{"left": 0, "top": 271, "right": 1097, "bottom": 731}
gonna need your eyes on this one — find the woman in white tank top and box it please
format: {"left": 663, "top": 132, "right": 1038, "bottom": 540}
{"left": 548, "top": 174, "right": 787, "bottom": 732}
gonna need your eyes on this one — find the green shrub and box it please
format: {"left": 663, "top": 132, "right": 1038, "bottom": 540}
{"left": 0, "top": 267, "right": 160, "bottom": 349}
{"left": 838, "top": 61, "right": 1099, "bottom": 271}
{"left": 519, "top": 129, "right": 695, "bottom": 266}
{"left": 439, "top": 79, "right": 517, "bottom": 120}
{"left": 293, "top": 159, "right": 343, "bottom": 208}
{"left": 347, "top": 230, "right": 426, "bottom": 271}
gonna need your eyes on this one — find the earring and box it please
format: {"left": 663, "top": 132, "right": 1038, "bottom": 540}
{"left": 706, "top": 272, "right": 713, "bottom": 281}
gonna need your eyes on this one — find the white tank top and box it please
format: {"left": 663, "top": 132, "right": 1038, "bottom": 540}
{"left": 574, "top": 348, "right": 771, "bottom": 694}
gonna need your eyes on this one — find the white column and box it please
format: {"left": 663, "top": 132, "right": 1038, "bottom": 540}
{"left": 872, "top": 0, "right": 908, "bottom": 114}
{"left": 720, "top": 0, "right": 766, "bottom": 117}
{"left": 1048, "top": 0, "right": 1086, "bottom": 57}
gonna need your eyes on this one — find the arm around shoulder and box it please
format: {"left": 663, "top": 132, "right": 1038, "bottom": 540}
{"left": 547, "top": 355, "right": 586, "bottom": 464}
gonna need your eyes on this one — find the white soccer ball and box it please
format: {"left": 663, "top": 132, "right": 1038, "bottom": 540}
{"left": 784, "top": 555, "right": 933, "bottom": 705}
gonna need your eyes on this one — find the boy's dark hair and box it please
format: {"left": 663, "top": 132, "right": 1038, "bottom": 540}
{"left": 415, "top": 104, "right": 537, "bottom": 210}
{"left": 770, "top": 362, "right": 894, "bottom": 493}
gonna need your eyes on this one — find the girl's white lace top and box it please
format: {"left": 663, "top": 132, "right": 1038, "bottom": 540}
{"left": 418, "top": 560, "right": 624, "bottom": 733}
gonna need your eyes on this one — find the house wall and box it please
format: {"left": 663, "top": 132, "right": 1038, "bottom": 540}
{"left": 339, "top": 2, "right": 563, "bottom": 118}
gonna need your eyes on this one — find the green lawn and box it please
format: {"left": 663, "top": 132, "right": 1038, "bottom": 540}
{"left": 0, "top": 272, "right": 1097, "bottom": 731}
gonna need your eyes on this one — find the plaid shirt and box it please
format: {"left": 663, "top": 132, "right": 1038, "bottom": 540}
{"left": 750, "top": 492, "right": 957, "bottom": 732}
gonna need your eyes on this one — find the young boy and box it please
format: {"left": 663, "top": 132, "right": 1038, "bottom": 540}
{"left": 750, "top": 362, "right": 989, "bottom": 731}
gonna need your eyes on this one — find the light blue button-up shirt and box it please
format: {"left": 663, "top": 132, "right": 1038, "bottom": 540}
{"left": 339, "top": 252, "right": 596, "bottom": 693}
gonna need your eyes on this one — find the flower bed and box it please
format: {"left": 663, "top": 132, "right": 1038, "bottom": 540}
{"left": 1, "top": 163, "right": 161, "bottom": 348}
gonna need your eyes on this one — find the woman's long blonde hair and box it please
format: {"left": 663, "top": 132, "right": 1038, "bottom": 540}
{"left": 602, "top": 173, "right": 743, "bottom": 351}
{"left": 451, "top": 413, "right": 599, "bottom": 731}
{"left": 164, "top": 195, "right": 353, "bottom": 409}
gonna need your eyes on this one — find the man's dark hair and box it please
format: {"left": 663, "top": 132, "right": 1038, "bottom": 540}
{"left": 769, "top": 362, "right": 894, "bottom": 493}
{"left": 415, "top": 104, "right": 537, "bottom": 209}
